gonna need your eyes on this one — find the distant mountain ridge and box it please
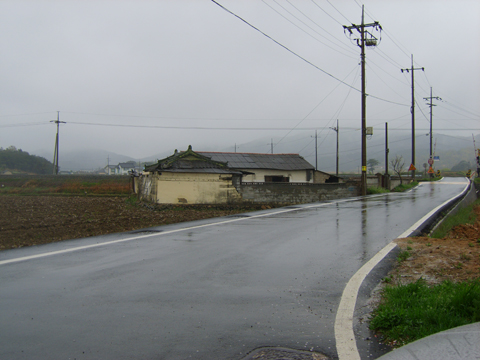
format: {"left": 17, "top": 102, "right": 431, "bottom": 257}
{"left": 32, "top": 133, "right": 479, "bottom": 173}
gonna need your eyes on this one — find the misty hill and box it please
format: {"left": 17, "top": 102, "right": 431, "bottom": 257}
{"left": 32, "top": 132, "right": 479, "bottom": 173}
{"left": 216, "top": 132, "right": 480, "bottom": 173}
{"left": 0, "top": 146, "right": 53, "bottom": 174}
{"left": 34, "top": 148, "right": 137, "bottom": 172}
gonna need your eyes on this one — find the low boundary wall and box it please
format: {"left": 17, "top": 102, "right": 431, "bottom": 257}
{"left": 235, "top": 181, "right": 360, "bottom": 204}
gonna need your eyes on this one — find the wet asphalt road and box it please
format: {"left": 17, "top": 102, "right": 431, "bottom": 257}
{"left": 0, "top": 178, "right": 469, "bottom": 360}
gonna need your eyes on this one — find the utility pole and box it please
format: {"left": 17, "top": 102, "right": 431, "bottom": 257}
{"left": 385, "top": 122, "right": 389, "bottom": 176}
{"left": 50, "top": 111, "right": 66, "bottom": 175}
{"left": 330, "top": 120, "right": 339, "bottom": 177}
{"left": 271, "top": 139, "right": 274, "bottom": 154}
{"left": 423, "top": 87, "right": 441, "bottom": 160}
{"left": 344, "top": 6, "right": 381, "bottom": 196}
{"left": 315, "top": 130, "right": 318, "bottom": 170}
{"left": 401, "top": 55, "right": 424, "bottom": 180}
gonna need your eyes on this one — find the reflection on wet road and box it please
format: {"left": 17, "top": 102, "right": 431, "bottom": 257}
{"left": 0, "top": 178, "right": 469, "bottom": 360}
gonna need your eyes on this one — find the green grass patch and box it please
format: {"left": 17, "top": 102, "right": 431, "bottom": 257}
{"left": 367, "top": 186, "right": 390, "bottom": 194}
{"left": 418, "top": 177, "right": 441, "bottom": 182}
{"left": 396, "top": 250, "right": 410, "bottom": 263}
{"left": 391, "top": 181, "right": 419, "bottom": 192}
{"left": 431, "top": 199, "right": 480, "bottom": 238}
{"left": 370, "top": 279, "right": 480, "bottom": 346}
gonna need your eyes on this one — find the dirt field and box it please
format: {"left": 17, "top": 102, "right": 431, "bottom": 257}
{"left": 1, "top": 195, "right": 479, "bottom": 284}
{"left": 393, "top": 205, "right": 480, "bottom": 284}
{"left": 0, "top": 196, "right": 271, "bottom": 250}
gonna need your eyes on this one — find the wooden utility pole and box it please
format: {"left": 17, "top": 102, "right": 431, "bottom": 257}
{"left": 401, "top": 55, "right": 424, "bottom": 180}
{"left": 50, "top": 111, "right": 66, "bottom": 175}
{"left": 344, "top": 6, "right": 381, "bottom": 195}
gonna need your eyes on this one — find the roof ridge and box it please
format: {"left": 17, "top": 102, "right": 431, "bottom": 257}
{"left": 197, "top": 151, "right": 301, "bottom": 156}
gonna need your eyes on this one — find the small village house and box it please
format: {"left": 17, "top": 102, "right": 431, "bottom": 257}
{"left": 135, "top": 146, "right": 345, "bottom": 205}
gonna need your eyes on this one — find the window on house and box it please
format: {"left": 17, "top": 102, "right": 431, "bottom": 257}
{"left": 264, "top": 175, "right": 289, "bottom": 183}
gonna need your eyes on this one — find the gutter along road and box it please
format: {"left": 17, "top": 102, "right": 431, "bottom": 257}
{"left": 0, "top": 177, "right": 469, "bottom": 360}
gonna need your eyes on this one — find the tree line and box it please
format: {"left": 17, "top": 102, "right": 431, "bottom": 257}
{"left": 0, "top": 146, "right": 53, "bottom": 174}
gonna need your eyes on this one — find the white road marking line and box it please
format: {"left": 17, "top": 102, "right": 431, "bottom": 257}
{"left": 334, "top": 179, "right": 470, "bottom": 360}
{"left": 0, "top": 200, "right": 344, "bottom": 266}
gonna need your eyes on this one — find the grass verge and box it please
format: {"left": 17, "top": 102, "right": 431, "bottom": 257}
{"left": 370, "top": 198, "right": 480, "bottom": 347}
{"left": 369, "top": 279, "right": 480, "bottom": 346}
{"left": 391, "top": 181, "right": 418, "bottom": 192}
{"left": 431, "top": 199, "right": 480, "bottom": 238}
{"left": 367, "top": 186, "right": 390, "bottom": 194}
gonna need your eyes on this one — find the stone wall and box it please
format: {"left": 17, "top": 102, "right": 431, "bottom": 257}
{"left": 235, "top": 182, "right": 359, "bottom": 204}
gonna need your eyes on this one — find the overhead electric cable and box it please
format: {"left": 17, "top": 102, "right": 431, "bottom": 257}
{"left": 211, "top": 0, "right": 409, "bottom": 107}
{"left": 326, "top": 0, "right": 352, "bottom": 23}
{"left": 0, "top": 121, "right": 50, "bottom": 128}
{"left": 260, "top": 0, "right": 357, "bottom": 58}
{"left": 210, "top": 0, "right": 361, "bottom": 91}
{"left": 441, "top": 101, "right": 480, "bottom": 118}
{"left": 284, "top": 0, "right": 357, "bottom": 54}
{"left": 66, "top": 121, "right": 330, "bottom": 131}
{"left": 275, "top": 64, "right": 359, "bottom": 148}
{"left": 310, "top": 0, "right": 343, "bottom": 26}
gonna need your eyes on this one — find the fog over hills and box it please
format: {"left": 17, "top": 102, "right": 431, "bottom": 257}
{"left": 34, "top": 132, "right": 479, "bottom": 173}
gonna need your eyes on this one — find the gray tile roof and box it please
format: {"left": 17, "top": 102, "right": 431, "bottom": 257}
{"left": 198, "top": 152, "right": 314, "bottom": 171}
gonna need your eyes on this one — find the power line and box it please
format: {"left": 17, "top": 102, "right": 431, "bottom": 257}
{"left": 284, "top": 0, "right": 357, "bottom": 55}
{"left": 310, "top": 0, "right": 343, "bottom": 26}
{"left": 66, "top": 121, "right": 331, "bottom": 131}
{"left": 261, "top": 0, "right": 357, "bottom": 58}
{"left": 210, "top": 0, "right": 408, "bottom": 107}
{"left": 275, "top": 64, "right": 359, "bottom": 148}
{"left": 0, "top": 121, "right": 50, "bottom": 128}
{"left": 327, "top": 0, "right": 352, "bottom": 24}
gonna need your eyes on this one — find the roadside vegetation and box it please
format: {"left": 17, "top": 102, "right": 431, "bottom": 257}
{"left": 369, "top": 198, "right": 480, "bottom": 347}
{"left": 370, "top": 279, "right": 480, "bottom": 346}
{"left": 391, "top": 181, "right": 419, "bottom": 192}
{"left": 431, "top": 199, "right": 479, "bottom": 239}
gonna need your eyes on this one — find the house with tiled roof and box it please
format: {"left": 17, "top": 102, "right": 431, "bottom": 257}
{"left": 138, "top": 146, "right": 243, "bottom": 204}
{"left": 135, "top": 146, "right": 347, "bottom": 205}
{"left": 198, "top": 151, "right": 341, "bottom": 184}
{"left": 198, "top": 151, "right": 315, "bottom": 183}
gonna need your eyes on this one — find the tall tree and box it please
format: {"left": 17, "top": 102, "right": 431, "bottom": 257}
{"left": 367, "top": 158, "right": 380, "bottom": 174}
{"left": 391, "top": 155, "right": 405, "bottom": 184}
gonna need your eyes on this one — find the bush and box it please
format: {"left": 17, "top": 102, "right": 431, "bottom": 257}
{"left": 367, "top": 186, "right": 389, "bottom": 194}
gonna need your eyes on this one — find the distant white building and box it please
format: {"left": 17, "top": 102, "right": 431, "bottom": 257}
{"left": 105, "top": 161, "right": 140, "bottom": 175}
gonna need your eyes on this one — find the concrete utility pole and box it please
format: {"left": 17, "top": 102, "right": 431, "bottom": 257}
{"left": 50, "top": 111, "right": 66, "bottom": 175}
{"left": 385, "top": 122, "right": 389, "bottom": 176}
{"left": 344, "top": 6, "right": 381, "bottom": 196}
{"left": 401, "top": 55, "right": 424, "bottom": 180}
{"left": 330, "top": 120, "right": 339, "bottom": 177}
{"left": 423, "top": 87, "right": 441, "bottom": 160}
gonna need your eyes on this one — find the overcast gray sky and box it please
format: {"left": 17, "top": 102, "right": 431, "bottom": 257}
{"left": 0, "top": 0, "right": 479, "bottom": 162}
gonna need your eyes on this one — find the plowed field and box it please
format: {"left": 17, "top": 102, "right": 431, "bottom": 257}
{"left": 0, "top": 196, "right": 266, "bottom": 250}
